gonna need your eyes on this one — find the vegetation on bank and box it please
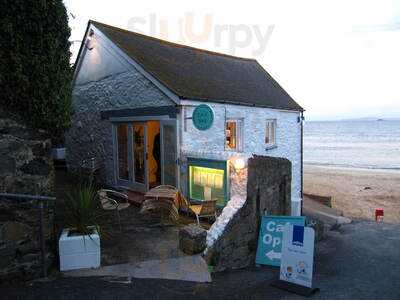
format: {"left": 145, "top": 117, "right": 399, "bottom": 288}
{"left": 0, "top": 0, "right": 72, "bottom": 144}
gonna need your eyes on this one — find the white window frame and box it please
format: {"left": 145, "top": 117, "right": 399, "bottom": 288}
{"left": 225, "top": 118, "right": 244, "bottom": 152}
{"left": 265, "top": 119, "right": 277, "bottom": 147}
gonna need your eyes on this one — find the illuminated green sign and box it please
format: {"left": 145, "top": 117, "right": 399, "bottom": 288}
{"left": 192, "top": 104, "right": 214, "bottom": 131}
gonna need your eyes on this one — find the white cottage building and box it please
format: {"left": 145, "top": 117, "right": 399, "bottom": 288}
{"left": 66, "top": 21, "right": 304, "bottom": 217}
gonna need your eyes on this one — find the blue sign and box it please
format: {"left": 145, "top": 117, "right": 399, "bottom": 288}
{"left": 255, "top": 215, "right": 305, "bottom": 266}
{"left": 192, "top": 104, "right": 214, "bottom": 131}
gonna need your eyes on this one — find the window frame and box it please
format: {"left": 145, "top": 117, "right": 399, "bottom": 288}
{"left": 225, "top": 118, "right": 244, "bottom": 152}
{"left": 265, "top": 119, "right": 277, "bottom": 148}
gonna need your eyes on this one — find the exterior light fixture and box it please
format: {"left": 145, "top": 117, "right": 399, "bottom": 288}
{"left": 233, "top": 157, "right": 246, "bottom": 170}
{"left": 86, "top": 29, "right": 95, "bottom": 50}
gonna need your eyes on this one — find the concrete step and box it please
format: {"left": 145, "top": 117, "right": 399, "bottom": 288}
{"left": 303, "top": 198, "right": 351, "bottom": 229}
{"left": 63, "top": 255, "right": 211, "bottom": 283}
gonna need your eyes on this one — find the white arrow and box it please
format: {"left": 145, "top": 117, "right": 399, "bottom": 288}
{"left": 266, "top": 250, "right": 281, "bottom": 260}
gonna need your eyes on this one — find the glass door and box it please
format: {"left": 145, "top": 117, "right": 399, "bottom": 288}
{"left": 160, "top": 120, "right": 177, "bottom": 187}
{"left": 132, "top": 123, "right": 148, "bottom": 191}
{"left": 116, "top": 123, "right": 131, "bottom": 184}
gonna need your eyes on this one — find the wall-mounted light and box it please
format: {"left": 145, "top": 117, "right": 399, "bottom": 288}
{"left": 232, "top": 157, "right": 246, "bottom": 171}
{"left": 86, "top": 29, "right": 95, "bottom": 50}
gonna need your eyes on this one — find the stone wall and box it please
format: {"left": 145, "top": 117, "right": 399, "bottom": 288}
{"left": 66, "top": 26, "right": 175, "bottom": 186}
{"left": 205, "top": 155, "right": 292, "bottom": 271}
{"left": 0, "top": 201, "right": 54, "bottom": 283}
{"left": 0, "top": 113, "right": 54, "bottom": 283}
{"left": 66, "top": 58, "right": 174, "bottom": 187}
{"left": 0, "top": 115, "right": 53, "bottom": 194}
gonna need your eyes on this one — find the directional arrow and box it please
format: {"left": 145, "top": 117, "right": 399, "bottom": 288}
{"left": 266, "top": 250, "right": 281, "bottom": 260}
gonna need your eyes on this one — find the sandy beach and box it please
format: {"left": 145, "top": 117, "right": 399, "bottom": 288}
{"left": 304, "top": 165, "right": 400, "bottom": 223}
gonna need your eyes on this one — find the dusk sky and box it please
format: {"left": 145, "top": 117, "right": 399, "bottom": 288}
{"left": 64, "top": 0, "right": 400, "bottom": 120}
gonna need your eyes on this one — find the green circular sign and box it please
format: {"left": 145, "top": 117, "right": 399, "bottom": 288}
{"left": 192, "top": 104, "right": 214, "bottom": 131}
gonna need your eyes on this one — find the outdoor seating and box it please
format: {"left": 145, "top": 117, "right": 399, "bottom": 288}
{"left": 188, "top": 200, "right": 218, "bottom": 226}
{"left": 140, "top": 185, "right": 181, "bottom": 226}
{"left": 98, "top": 189, "right": 130, "bottom": 231}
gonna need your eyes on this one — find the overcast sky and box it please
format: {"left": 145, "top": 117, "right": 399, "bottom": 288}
{"left": 64, "top": 0, "right": 400, "bottom": 120}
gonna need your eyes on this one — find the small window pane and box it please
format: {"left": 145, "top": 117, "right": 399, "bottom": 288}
{"left": 266, "top": 120, "right": 276, "bottom": 145}
{"left": 133, "top": 124, "right": 145, "bottom": 184}
{"left": 225, "top": 119, "right": 243, "bottom": 151}
{"left": 226, "top": 121, "right": 237, "bottom": 150}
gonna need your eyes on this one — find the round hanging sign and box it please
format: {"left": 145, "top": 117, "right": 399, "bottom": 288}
{"left": 192, "top": 104, "right": 214, "bottom": 131}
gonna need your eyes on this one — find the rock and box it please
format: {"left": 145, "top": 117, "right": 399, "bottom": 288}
{"left": 31, "top": 141, "right": 51, "bottom": 157}
{"left": 0, "top": 221, "right": 32, "bottom": 242}
{"left": 0, "top": 155, "right": 16, "bottom": 175}
{"left": 17, "top": 241, "right": 37, "bottom": 255}
{"left": 179, "top": 224, "right": 207, "bottom": 255}
{"left": 19, "top": 158, "right": 50, "bottom": 176}
{"left": 0, "top": 242, "right": 17, "bottom": 268}
{"left": 19, "top": 253, "right": 40, "bottom": 263}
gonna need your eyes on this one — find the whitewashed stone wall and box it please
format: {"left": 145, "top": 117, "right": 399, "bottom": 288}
{"left": 178, "top": 101, "right": 302, "bottom": 204}
{"left": 66, "top": 31, "right": 174, "bottom": 186}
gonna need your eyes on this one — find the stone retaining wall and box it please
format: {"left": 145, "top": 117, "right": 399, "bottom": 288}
{"left": 205, "top": 155, "right": 292, "bottom": 271}
{"left": 0, "top": 114, "right": 53, "bottom": 194}
{"left": 0, "top": 113, "right": 54, "bottom": 283}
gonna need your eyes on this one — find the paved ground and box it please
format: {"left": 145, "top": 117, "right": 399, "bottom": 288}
{"left": 64, "top": 255, "right": 211, "bottom": 283}
{"left": 1, "top": 220, "right": 399, "bottom": 299}
{"left": 99, "top": 205, "right": 201, "bottom": 266}
{"left": 54, "top": 168, "right": 211, "bottom": 267}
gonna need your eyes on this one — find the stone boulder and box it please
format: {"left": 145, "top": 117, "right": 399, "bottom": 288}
{"left": 179, "top": 224, "right": 207, "bottom": 255}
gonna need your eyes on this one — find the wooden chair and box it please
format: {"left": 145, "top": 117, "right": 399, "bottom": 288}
{"left": 188, "top": 200, "right": 218, "bottom": 226}
{"left": 98, "top": 189, "right": 130, "bottom": 231}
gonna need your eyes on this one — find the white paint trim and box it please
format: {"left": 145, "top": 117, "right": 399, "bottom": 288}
{"left": 72, "top": 27, "right": 91, "bottom": 85}
{"left": 180, "top": 99, "right": 301, "bottom": 114}
{"left": 109, "top": 115, "right": 172, "bottom": 123}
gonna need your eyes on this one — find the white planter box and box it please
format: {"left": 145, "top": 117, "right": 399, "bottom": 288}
{"left": 51, "top": 147, "right": 66, "bottom": 160}
{"left": 59, "top": 227, "right": 100, "bottom": 271}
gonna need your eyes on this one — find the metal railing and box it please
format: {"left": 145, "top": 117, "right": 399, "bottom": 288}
{"left": 0, "top": 193, "right": 56, "bottom": 278}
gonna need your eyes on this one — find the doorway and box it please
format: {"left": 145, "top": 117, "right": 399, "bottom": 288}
{"left": 147, "top": 121, "right": 161, "bottom": 188}
{"left": 114, "top": 119, "right": 177, "bottom": 192}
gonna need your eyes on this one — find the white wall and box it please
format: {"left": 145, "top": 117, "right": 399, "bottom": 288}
{"left": 178, "top": 100, "right": 302, "bottom": 203}
{"left": 74, "top": 26, "right": 130, "bottom": 86}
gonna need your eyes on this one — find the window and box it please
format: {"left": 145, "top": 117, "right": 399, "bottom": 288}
{"left": 265, "top": 119, "right": 276, "bottom": 146}
{"left": 188, "top": 158, "right": 228, "bottom": 207}
{"left": 225, "top": 119, "right": 243, "bottom": 151}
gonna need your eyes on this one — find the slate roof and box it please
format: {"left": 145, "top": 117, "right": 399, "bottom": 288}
{"left": 90, "top": 21, "right": 303, "bottom": 111}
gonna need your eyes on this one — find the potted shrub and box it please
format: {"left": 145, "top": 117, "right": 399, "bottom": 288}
{"left": 59, "top": 184, "right": 101, "bottom": 271}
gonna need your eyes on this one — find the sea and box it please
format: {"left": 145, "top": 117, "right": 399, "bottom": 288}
{"left": 304, "top": 120, "right": 400, "bottom": 171}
